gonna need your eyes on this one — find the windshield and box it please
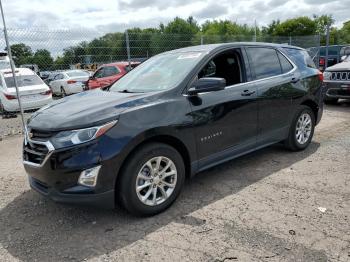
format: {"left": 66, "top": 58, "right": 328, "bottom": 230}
{"left": 109, "top": 52, "right": 203, "bottom": 93}
{"left": 67, "top": 71, "right": 89, "bottom": 77}
{"left": 5, "top": 74, "right": 43, "bottom": 88}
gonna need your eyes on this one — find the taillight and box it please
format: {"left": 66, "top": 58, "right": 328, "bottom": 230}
{"left": 4, "top": 93, "right": 17, "bottom": 100}
{"left": 318, "top": 71, "right": 324, "bottom": 82}
{"left": 67, "top": 80, "right": 76, "bottom": 84}
{"left": 40, "top": 90, "right": 52, "bottom": 96}
{"left": 319, "top": 58, "right": 325, "bottom": 66}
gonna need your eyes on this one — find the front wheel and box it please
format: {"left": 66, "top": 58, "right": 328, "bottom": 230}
{"left": 118, "top": 143, "right": 185, "bottom": 216}
{"left": 284, "top": 106, "right": 315, "bottom": 151}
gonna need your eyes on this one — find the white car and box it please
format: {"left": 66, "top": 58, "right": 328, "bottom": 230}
{"left": 0, "top": 68, "right": 53, "bottom": 114}
{"left": 49, "top": 70, "right": 90, "bottom": 96}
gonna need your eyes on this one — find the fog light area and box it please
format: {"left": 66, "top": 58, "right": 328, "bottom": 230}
{"left": 78, "top": 165, "right": 101, "bottom": 187}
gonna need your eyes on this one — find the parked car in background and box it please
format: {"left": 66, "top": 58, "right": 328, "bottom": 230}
{"left": 49, "top": 70, "right": 90, "bottom": 96}
{"left": 86, "top": 62, "right": 140, "bottom": 90}
{"left": 323, "top": 51, "right": 350, "bottom": 104}
{"left": 0, "top": 68, "right": 52, "bottom": 114}
{"left": 20, "top": 64, "right": 39, "bottom": 74}
{"left": 0, "top": 52, "right": 11, "bottom": 70}
{"left": 308, "top": 45, "right": 349, "bottom": 71}
{"left": 23, "top": 43, "right": 323, "bottom": 216}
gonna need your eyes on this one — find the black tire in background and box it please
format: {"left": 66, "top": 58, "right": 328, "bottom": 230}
{"left": 61, "top": 87, "right": 67, "bottom": 97}
{"left": 284, "top": 105, "right": 315, "bottom": 151}
{"left": 324, "top": 97, "right": 338, "bottom": 105}
{"left": 117, "top": 142, "right": 185, "bottom": 216}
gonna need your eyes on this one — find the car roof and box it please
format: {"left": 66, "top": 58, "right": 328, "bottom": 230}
{"left": 164, "top": 42, "right": 304, "bottom": 55}
{"left": 0, "top": 67, "right": 36, "bottom": 76}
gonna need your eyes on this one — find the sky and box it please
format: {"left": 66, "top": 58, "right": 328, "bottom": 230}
{"left": 1, "top": 0, "right": 349, "bottom": 56}
{"left": 2, "top": 0, "right": 350, "bottom": 31}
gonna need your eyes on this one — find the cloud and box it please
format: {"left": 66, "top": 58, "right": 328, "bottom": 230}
{"left": 192, "top": 3, "right": 228, "bottom": 19}
{"left": 119, "top": 0, "right": 191, "bottom": 10}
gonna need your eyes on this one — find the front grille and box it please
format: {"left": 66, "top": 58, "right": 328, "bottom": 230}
{"left": 330, "top": 71, "right": 350, "bottom": 81}
{"left": 30, "top": 129, "right": 56, "bottom": 141}
{"left": 23, "top": 141, "right": 50, "bottom": 165}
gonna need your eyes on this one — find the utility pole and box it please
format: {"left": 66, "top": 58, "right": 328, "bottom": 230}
{"left": 253, "top": 19, "right": 257, "bottom": 42}
{"left": 0, "top": 0, "right": 27, "bottom": 138}
{"left": 125, "top": 30, "right": 131, "bottom": 70}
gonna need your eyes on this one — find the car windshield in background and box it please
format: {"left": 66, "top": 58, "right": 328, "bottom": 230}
{"left": 5, "top": 75, "right": 43, "bottom": 88}
{"left": 66, "top": 71, "right": 89, "bottom": 77}
{"left": 109, "top": 52, "right": 203, "bottom": 93}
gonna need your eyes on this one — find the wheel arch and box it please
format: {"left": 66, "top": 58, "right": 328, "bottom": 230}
{"left": 300, "top": 99, "right": 319, "bottom": 123}
{"left": 114, "top": 133, "right": 192, "bottom": 194}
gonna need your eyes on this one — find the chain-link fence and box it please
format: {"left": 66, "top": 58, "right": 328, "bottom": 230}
{"left": 0, "top": 28, "right": 323, "bottom": 73}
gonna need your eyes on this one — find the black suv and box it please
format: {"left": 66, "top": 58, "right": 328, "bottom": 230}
{"left": 23, "top": 43, "right": 323, "bottom": 216}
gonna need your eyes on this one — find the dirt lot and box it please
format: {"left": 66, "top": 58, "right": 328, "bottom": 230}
{"left": 0, "top": 102, "right": 349, "bottom": 262}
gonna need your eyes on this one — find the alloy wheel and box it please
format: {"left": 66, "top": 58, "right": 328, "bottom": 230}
{"left": 295, "top": 113, "right": 312, "bottom": 145}
{"left": 135, "top": 156, "right": 177, "bottom": 206}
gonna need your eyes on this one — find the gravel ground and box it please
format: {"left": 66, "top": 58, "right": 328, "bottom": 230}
{"left": 0, "top": 102, "right": 349, "bottom": 262}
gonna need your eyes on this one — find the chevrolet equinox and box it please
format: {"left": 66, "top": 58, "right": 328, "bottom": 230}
{"left": 23, "top": 43, "right": 324, "bottom": 216}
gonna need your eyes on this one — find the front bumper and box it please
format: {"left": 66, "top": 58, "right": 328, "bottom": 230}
{"left": 23, "top": 135, "right": 122, "bottom": 209}
{"left": 29, "top": 176, "right": 115, "bottom": 208}
{"left": 323, "top": 81, "right": 350, "bottom": 99}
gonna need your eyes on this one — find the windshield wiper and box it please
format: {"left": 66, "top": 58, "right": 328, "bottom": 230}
{"left": 118, "top": 89, "right": 144, "bottom": 93}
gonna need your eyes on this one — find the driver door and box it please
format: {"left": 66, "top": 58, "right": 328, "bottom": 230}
{"left": 188, "top": 48, "right": 258, "bottom": 169}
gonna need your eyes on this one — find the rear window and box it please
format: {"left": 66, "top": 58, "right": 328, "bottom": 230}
{"left": 247, "top": 47, "right": 282, "bottom": 79}
{"left": 283, "top": 48, "right": 316, "bottom": 69}
{"left": 5, "top": 74, "right": 43, "bottom": 88}
{"left": 66, "top": 71, "right": 89, "bottom": 77}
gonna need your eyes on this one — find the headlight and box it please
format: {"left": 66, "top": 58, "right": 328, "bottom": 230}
{"left": 323, "top": 71, "right": 331, "bottom": 80}
{"left": 50, "top": 120, "right": 117, "bottom": 149}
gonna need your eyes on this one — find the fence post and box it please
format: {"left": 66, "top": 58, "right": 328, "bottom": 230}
{"left": 200, "top": 35, "right": 204, "bottom": 45}
{"left": 325, "top": 24, "right": 330, "bottom": 69}
{"left": 125, "top": 30, "right": 131, "bottom": 69}
{"left": 316, "top": 34, "right": 321, "bottom": 68}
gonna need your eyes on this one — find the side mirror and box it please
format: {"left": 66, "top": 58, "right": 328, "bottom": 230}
{"left": 89, "top": 75, "right": 95, "bottom": 80}
{"left": 340, "top": 55, "right": 347, "bottom": 62}
{"left": 188, "top": 77, "right": 226, "bottom": 96}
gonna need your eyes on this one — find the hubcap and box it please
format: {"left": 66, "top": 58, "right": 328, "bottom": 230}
{"left": 136, "top": 156, "right": 177, "bottom": 206}
{"left": 295, "top": 113, "right": 312, "bottom": 145}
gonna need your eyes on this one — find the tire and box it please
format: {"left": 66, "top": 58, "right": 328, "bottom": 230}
{"left": 284, "top": 105, "right": 315, "bottom": 151}
{"left": 61, "top": 87, "right": 67, "bottom": 97}
{"left": 117, "top": 142, "right": 185, "bottom": 216}
{"left": 324, "top": 97, "right": 338, "bottom": 105}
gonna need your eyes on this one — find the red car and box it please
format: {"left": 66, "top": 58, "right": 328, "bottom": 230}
{"left": 86, "top": 62, "right": 140, "bottom": 90}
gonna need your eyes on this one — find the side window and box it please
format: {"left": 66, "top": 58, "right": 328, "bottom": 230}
{"left": 103, "top": 66, "right": 119, "bottom": 77}
{"left": 277, "top": 52, "right": 294, "bottom": 73}
{"left": 247, "top": 47, "right": 282, "bottom": 80}
{"left": 283, "top": 48, "right": 316, "bottom": 69}
{"left": 94, "top": 68, "right": 105, "bottom": 78}
{"left": 198, "top": 50, "right": 243, "bottom": 86}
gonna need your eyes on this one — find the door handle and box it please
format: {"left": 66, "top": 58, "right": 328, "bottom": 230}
{"left": 291, "top": 77, "right": 300, "bottom": 84}
{"left": 241, "top": 90, "right": 256, "bottom": 96}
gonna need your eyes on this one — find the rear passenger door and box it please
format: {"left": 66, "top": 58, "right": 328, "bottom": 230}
{"left": 246, "top": 47, "right": 297, "bottom": 144}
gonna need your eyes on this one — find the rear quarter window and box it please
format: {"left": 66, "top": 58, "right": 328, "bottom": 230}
{"left": 283, "top": 48, "right": 316, "bottom": 69}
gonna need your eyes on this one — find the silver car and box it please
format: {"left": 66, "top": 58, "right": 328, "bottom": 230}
{"left": 49, "top": 70, "right": 90, "bottom": 97}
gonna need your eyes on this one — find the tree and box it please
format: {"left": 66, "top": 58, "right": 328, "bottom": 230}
{"left": 32, "top": 49, "right": 53, "bottom": 70}
{"left": 8, "top": 43, "right": 33, "bottom": 66}
{"left": 272, "top": 16, "right": 317, "bottom": 36}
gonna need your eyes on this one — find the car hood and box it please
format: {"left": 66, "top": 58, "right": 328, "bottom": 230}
{"left": 28, "top": 90, "right": 155, "bottom": 131}
{"left": 325, "top": 61, "right": 350, "bottom": 72}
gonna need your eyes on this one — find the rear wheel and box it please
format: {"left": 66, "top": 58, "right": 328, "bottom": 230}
{"left": 61, "top": 87, "right": 67, "bottom": 97}
{"left": 284, "top": 106, "right": 315, "bottom": 151}
{"left": 117, "top": 143, "right": 185, "bottom": 216}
